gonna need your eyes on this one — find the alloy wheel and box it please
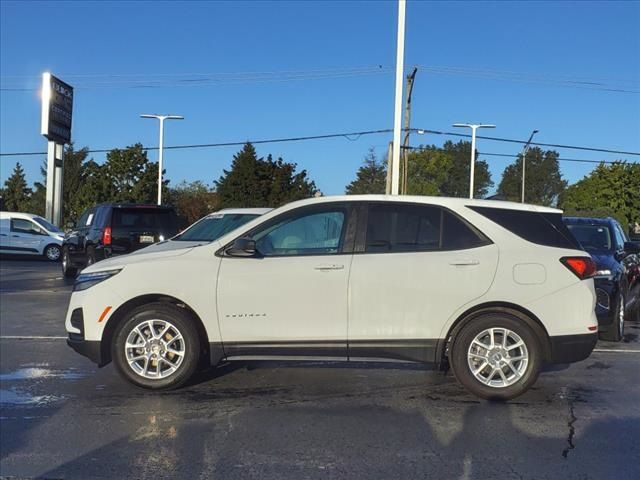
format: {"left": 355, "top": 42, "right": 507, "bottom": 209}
{"left": 46, "top": 245, "right": 61, "bottom": 261}
{"left": 467, "top": 327, "right": 529, "bottom": 388}
{"left": 124, "top": 319, "right": 185, "bottom": 379}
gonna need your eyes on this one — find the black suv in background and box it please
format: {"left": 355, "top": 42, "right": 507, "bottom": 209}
{"left": 564, "top": 216, "right": 640, "bottom": 341}
{"left": 62, "top": 203, "right": 178, "bottom": 278}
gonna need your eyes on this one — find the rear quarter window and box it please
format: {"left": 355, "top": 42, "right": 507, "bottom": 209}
{"left": 469, "top": 206, "right": 581, "bottom": 249}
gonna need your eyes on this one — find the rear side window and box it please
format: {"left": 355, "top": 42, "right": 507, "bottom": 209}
{"left": 365, "top": 204, "right": 490, "bottom": 253}
{"left": 112, "top": 208, "right": 177, "bottom": 232}
{"left": 469, "top": 206, "right": 581, "bottom": 249}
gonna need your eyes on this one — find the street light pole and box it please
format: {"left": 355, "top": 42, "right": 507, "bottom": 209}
{"left": 452, "top": 123, "right": 495, "bottom": 199}
{"left": 521, "top": 129, "right": 539, "bottom": 203}
{"left": 140, "top": 114, "right": 184, "bottom": 205}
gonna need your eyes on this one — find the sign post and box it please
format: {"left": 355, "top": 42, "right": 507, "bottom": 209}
{"left": 41, "top": 72, "right": 73, "bottom": 227}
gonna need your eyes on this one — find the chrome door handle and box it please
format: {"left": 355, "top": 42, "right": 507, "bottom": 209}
{"left": 449, "top": 260, "right": 480, "bottom": 266}
{"left": 314, "top": 264, "right": 345, "bottom": 271}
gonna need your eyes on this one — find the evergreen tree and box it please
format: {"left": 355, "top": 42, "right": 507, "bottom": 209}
{"left": 345, "top": 148, "right": 387, "bottom": 194}
{"left": 498, "top": 147, "right": 567, "bottom": 206}
{"left": 2, "top": 162, "right": 31, "bottom": 211}
{"left": 215, "top": 143, "right": 317, "bottom": 208}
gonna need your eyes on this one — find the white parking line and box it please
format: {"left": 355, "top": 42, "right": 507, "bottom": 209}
{"left": 0, "top": 336, "right": 67, "bottom": 340}
{"left": 593, "top": 348, "right": 640, "bottom": 353}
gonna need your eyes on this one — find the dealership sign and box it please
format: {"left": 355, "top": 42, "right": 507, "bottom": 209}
{"left": 41, "top": 72, "right": 73, "bottom": 144}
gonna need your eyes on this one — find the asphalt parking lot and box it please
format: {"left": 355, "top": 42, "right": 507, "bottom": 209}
{"left": 1, "top": 258, "right": 639, "bottom": 480}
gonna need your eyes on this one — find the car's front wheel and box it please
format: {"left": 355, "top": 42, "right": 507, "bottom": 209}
{"left": 61, "top": 249, "right": 78, "bottom": 278}
{"left": 44, "top": 244, "right": 61, "bottom": 262}
{"left": 112, "top": 303, "right": 201, "bottom": 390}
{"left": 450, "top": 313, "right": 542, "bottom": 401}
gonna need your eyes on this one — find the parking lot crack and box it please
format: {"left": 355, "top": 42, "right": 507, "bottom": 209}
{"left": 561, "top": 397, "right": 577, "bottom": 459}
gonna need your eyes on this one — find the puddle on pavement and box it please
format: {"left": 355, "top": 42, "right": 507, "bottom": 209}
{"left": 0, "top": 367, "right": 86, "bottom": 381}
{"left": 0, "top": 388, "right": 68, "bottom": 406}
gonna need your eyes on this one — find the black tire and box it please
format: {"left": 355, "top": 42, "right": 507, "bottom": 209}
{"left": 449, "top": 313, "right": 543, "bottom": 401}
{"left": 43, "top": 244, "right": 62, "bottom": 262}
{"left": 112, "top": 302, "right": 201, "bottom": 390}
{"left": 600, "top": 293, "right": 625, "bottom": 342}
{"left": 61, "top": 249, "right": 78, "bottom": 278}
{"left": 86, "top": 248, "right": 97, "bottom": 267}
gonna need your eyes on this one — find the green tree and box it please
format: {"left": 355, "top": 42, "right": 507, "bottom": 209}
{"left": 345, "top": 148, "right": 387, "bottom": 194}
{"left": 406, "top": 146, "right": 454, "bottom": 196}
{"left": 498, "top": 147, "right": 567, "bottom": 206}
{"left": 440, "top": 141, "right": 493, "bottom": 198}
{"left": 215, "top": 143, "right": 317, "bottom": 208}
{"left": 167, "top": 180, "right": 220, "bottom": 225}
{"left": 102, "top": 144, "right": 165, "bottom": 204}
{"left": 2, "top": 162, "right": 31, "bottom": 211}
{"left": 559, "top": 161, "right": 640, "bottom": 234}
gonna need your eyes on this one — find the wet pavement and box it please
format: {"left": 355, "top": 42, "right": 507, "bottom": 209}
{"left": 1, "top": 259, "right": 639, "bottom": 479}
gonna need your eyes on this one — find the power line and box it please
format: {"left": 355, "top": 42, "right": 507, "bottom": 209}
{"left": 1, "top": 128, "right": 638, "bottom": 160}
{"left": 0, "top": 129, "right": 395, "bottom": 157}
{"left": 414, "top": 129, "right": 640, "bottom": 156}
{"left": 478, "top": 152, "right": 631, "bottom": 165}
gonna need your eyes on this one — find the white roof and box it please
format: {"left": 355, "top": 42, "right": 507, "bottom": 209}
{"left": 209, "top": 208, "right": 272, "bottom": 216}
{"left": 268, "top": 195, "right": 563, "bottom": 214}
{"left": 0, "top": 211, "right": 40, "bottom": 220}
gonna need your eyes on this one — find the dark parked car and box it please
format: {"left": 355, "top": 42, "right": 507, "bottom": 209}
{"left": 564, "top": 216, "right": 640, "bottom": 341}
{"left": 62, "top": 203, "right": 178, "bottom": 278}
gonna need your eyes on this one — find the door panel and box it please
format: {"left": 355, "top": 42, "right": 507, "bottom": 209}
{"left": 217, "top": 254, "right": 351, "bottom": 348}
{"left": 216, "top": 204, "right": 354, "bottom": 356}
{"left": 348, "top": 245, "right": 499, "bottom": 342}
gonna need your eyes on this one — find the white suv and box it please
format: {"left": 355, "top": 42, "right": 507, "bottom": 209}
{"left": 65, "top": 196, "right": 598, "bottom": 400}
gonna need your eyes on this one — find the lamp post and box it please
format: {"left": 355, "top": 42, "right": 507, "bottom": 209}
{"left": 140, "top": 114, "right": 184, "bottom": 205}
{"left": 521, "top": 129, "right": 539, "bottom": 203}
{"left": 452, "top": 123, "right": 496, "bottom": 199}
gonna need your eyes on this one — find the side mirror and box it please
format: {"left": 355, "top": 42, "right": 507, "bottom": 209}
{"left": 624, "top": 241, "right": 640, "bottom": 254}
{"left": 226, "top": 237, "right": 258, "bottom": 257}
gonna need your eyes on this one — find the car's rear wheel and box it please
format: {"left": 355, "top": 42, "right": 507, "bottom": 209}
{"left": 61, "top": 249, "right": 78, "bottom": 278}
{"left": 112, "top": 303, "right": 200, "bottom": 390}
{"left": 450, "top": 313, "right": 542, "bottom": 401}
{"left": 44, "top": 244, "right": 61, "bottom": 262}
{"left": 600, "top": 293, "right": 625, "bottom": 342}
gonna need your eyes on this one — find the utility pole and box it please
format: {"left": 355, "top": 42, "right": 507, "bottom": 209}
{"left": 386, "top": 141, "right": 393, "bottom": 194}
{"left": 401, "top": 67, "right": 418, "bottom": 194}
{"left": 521, "top": 129, "right": 539, "bottom": 203}
{"left": 391, "top": 0, "right": 406, "bottom": 195}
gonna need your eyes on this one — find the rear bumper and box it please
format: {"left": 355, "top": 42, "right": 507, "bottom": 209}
{"left": 67, "top": 335, "right": 104, "bottom": 366}
{"left": 548, "top": 333, "right": 597, "bottom": 364}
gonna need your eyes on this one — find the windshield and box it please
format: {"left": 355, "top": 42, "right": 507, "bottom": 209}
{"left": 566, "top": 224, "right": 612, "bottom": 251}
{"left": 174, "top": 213, "right": 260, "bottom": 242}
{"left": 32, "top": 216, "right": 63, "bottom": 233}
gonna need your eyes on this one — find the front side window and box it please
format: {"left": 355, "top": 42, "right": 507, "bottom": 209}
{"left": 251, "top": 210, "right": 346, "bottom": 256}
{"left": 11, "top": 218, "right": 43, "bottom": 235}
{"left": 365, "top": 204, "right": 489, "bottom": 253}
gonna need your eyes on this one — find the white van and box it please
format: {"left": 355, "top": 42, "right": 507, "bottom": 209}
{"left": 0, "top": 211, "right": 64, "bottom": 261}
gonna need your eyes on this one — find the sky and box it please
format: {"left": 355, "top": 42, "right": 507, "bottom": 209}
{"left": 1, "top": 0, "right": 639, "bottom": 196}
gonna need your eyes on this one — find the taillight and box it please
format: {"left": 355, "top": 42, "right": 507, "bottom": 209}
{"left": 102, "top": 226, "right": 112, "bottom": 246}
{"left": 560, "top": 256, "right": 596, "bottom": 279}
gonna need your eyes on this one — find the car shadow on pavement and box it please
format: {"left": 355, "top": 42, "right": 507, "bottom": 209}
{"left": 36, "top": 395, "right": 640, "bottom": 480}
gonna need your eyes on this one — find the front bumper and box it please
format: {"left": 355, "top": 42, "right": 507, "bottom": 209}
{"left": 549, "top": 333, "right": 598, "bottom": 364}
{"left": 67, "top": 335, "right": 104, "bottom": 366}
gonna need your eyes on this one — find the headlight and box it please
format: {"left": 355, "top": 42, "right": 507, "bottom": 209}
{"left": 73, "top": 269, "right": 122, "bottom": 292}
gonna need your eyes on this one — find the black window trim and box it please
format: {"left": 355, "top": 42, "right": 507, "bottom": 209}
{"left": 217, "top": 202, "right": 359, "bottom": 259}
{"left": 355, "top": 201, "right": 493, "bottom": 255}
